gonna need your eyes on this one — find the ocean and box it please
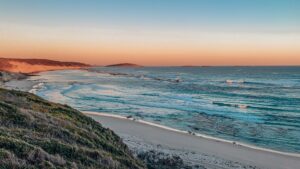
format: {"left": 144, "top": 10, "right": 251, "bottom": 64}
{"left": 30, "top": 66, "right": 300, "bottom": 153}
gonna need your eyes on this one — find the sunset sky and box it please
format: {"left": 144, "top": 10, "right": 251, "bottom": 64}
{"left": 0, "top": 0, "right": 299, "bottom": 66}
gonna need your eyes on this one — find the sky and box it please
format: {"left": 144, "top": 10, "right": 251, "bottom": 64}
{"left": 0, "top": 0, "right": 299, "bottom": 66}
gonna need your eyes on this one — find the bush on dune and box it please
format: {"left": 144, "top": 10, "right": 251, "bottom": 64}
{"left": 0, "top": 88, "right": 145, "bottom": 169}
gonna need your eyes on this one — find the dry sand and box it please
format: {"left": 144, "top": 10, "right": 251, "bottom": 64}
{"left": 84, "top": 111, "right": 300, "bottom": 169}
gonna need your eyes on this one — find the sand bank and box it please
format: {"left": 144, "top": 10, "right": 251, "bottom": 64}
{"left": 84, "top": 111, "right": 300, "bottom": 169}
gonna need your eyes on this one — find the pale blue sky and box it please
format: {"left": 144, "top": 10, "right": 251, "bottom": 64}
{"left": 1, "top": 0, "right": 299, "bottom": 65}
{"left": 0, "top": 0, "right": 299, "bottom": 32}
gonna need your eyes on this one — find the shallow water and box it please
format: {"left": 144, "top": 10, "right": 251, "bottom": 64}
{"left": 31, "top": 66, "right": 300, "bottom": 153}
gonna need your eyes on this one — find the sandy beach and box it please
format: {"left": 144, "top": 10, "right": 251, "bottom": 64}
{"left": 3, "top": 72, "right": 300, "bottom": 169}
{"left": 84, "top": 111, "right": 300, "bottom": 169}
{"left": 2, "top": 1, "right": 299, "bottom": 168}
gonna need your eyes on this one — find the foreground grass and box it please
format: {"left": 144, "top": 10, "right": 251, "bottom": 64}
{"left": 0, "top": 88, "right": 145, "bottom": 169}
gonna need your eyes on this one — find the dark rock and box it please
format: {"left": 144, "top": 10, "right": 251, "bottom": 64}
{"left": 137, "top": 150, "right": 192, "bottom": 169}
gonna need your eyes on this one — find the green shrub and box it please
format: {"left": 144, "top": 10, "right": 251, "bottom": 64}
{"left": 0, "top": 88, "right": 146, "bottom": 169}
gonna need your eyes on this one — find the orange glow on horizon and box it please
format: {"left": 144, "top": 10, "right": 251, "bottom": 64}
{"left": 1, "top": 24, "right": 299, "bottom": 66}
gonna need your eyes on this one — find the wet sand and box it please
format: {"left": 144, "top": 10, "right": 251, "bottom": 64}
{"left": 85, "top": 111, "right": 300, "bottom": 169}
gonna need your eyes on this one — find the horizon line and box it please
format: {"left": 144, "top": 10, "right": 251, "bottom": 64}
{"left": 1, "top": 57, "right": 300, "bottom": 67}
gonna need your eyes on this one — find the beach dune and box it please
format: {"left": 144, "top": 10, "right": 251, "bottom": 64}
{"left": 0, "top": 58, "right": 89, "bottom": 73}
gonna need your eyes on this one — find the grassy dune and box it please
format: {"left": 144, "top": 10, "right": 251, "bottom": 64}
{"left": 0, "top": 88, "right": 145, "bottom": 169}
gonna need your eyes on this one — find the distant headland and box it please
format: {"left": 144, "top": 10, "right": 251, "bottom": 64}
{"left": 181, "top": 65, "right": 212, "bottom": 67}
{"left": 0, "top": 58, "right": 90, "bottom": 73}
{"left": 105, "top": 63, "right": 143, "bottom": 68}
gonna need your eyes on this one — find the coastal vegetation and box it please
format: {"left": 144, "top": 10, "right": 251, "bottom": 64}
{"left": 0, "top": 88, "right": 145, "bottom": 168}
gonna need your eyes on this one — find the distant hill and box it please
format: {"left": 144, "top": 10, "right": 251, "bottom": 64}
{"left": 181, "top": 65, "right": 211, "bottom": 67}
{"left": 106, "top": 63, "right": 142, "bottom": 68}
{"left": 0, "top": 88, "right": 145, "bottom": 168}
{"left": 0, "top": 58, "right": 90, "bottom": 73}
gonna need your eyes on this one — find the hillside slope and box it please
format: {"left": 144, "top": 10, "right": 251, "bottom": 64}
{"left": 0, "top": 88, "right": 145, "bottom": 169}
{"left": 0, "top": 58, "right": 90, "bottom": 73}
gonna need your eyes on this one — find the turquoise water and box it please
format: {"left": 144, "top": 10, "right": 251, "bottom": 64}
{"left": 33, "top": 66, "right": 300, "bottom": 153}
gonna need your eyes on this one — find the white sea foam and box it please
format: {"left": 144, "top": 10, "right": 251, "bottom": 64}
{"left": 32, "top": 68, "right": 300, "bottom": 155}
{"left": 226, "top": 79, "right": 245, "bottom": 84}
{"left": 83, "top": 111, "right": 300, "bottom": 158}
{"left": 29, "top": 82, "right": 44, "bottom": 94}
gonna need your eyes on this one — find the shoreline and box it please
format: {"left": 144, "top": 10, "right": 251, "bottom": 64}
{"left": 4, "top": 69, "right": 300, "bottom": 158}
{"left": 84, "top": 111, "right": 300, "bottom": 169}
{"left": 4, "top": 69, "right": 300, "bottom": 168}
{"left": 1, "top": 68, "right": 88, "bottom": 92}
{"left": 83, "top": 111, "right": 300, "bottom": 158}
